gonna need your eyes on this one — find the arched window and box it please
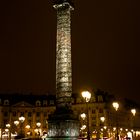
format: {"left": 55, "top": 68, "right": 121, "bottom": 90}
{"left": 4, "top": 100, "right": 9, "bottom": 105}
{"left": 36, "top": 100, "right": 41, "bottom": 106}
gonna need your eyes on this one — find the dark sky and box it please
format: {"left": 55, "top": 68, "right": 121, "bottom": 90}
{"left": 0, "top": 0, "right": 140, "bottom": 103}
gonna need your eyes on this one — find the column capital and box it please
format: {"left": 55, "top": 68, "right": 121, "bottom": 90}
{"left": 53, "top": 0, "right": 74, "bottom": 10}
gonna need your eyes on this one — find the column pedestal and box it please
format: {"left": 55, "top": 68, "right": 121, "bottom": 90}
{"left": 47, "top": 107, "right": 79, "bottom": 140}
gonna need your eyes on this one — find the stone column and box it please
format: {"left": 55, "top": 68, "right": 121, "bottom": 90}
{"left": 55, "top": 1, "right": 73, "bottom": 110}
{"left": 47, "top": 1, "right": 80, "bottom": 140}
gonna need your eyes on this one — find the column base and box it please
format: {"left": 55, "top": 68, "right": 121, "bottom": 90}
{"left": 47, "top": 107, "right": 80, "bottom": 140}
{"left": 47, "top": 137, "right": 78, "bottom": 140}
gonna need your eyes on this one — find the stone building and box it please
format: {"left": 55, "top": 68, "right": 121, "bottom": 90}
{"left": 0, "top": 91, "right": 140, "bottom": 139}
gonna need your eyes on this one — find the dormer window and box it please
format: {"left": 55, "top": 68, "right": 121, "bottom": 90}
{"left": 98, "top": 95, "right": 103, "bottom": 102}
{"left": 43, "top": 100, "right": 47, "bottom": 106}
{"left": 76, "top": 97, "right": 82, "bottom": 104}
{"left": 36, "top": 100, "right": 41, "bottom": 106}
{"left": 72, "top": 98, "right": 75, "bottom": 104}
{"left": 50, "top": 100, "right": 54, "bottom": 105}
{"left": 4, "top": 100, "right": 9, "bottom": 105}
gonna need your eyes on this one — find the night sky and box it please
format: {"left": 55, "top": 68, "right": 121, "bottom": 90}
{"left": 0, "top": 0, "right": 140, "bottom": 103}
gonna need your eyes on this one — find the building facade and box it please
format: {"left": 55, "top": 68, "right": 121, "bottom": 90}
{"left": 0, "top": 91, "right": 140, "bottom": 139}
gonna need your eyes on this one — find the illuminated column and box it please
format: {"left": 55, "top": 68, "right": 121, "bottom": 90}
{"left": 54, "top": 0, "right": 74, "bottom": 109}
{"left": 47, "top": 1, "right": 79, "bottom": 140}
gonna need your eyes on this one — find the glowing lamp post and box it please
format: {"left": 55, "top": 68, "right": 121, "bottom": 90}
{"left": 19, "top": 116, "right": 25, "bottom": 123}
{"left": 100, "top": 117, "right": 105, "bottom": 123}
{"left": 19, "top": 116, "right": 25, "bottom": 137}
{"left": 5, "top": 124, "right": 10, "bottom": 129}
{"left": 36, "top": 122, "right": 41, "bottom": 137}
{"left": 36, "top": 122, "right": 41, "bottom": 128}
{"left": 100, "top": 117, "right": 105, "bottom": 139}
{"left": 14, "top": 120, "right": 19, "bottom": 126}
{"left": 5, "top": 124, "right": 11, "bottom": 140}
{"left": 131, "top": 109, "right": 136, "bottom": 116}
{"left": 81, "top": 91, "right": 91, "bottom": 140}
{"left": 34, "top": 129, "right": 39, "bottom": 135}
{"left": 131, "top": 109, "right": 136, "bottom": 139}
{"left": 112, "top": 102, "right": 119, "bottom": 140}
{"left": 25, "top": 125, "right": 31, "bottom": 137}
{"left": 82, "top": 91, "right": 91, "bottom": 103}
{"left": 80, "top": 113, "right": 86, "bottom": 137}
{"left": 112, "top": 102, "right": 119, "bottom": 111}
{"left": 5, "top": 128, "right": 9, "bottom": 140}
{"left": 81, "top": 113, "right": 86, "bottom": 120}
{"left": 25, "top": 125, "right": 30, "bottom": 129}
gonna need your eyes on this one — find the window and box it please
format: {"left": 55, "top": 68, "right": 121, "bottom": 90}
{"left": 76, "top": 98, "right": 82, "bottom": 104}
{"left": 44, "top": 112, "right": 47, "bottom": 117}
{"left": 90, "top": 97, "right": 96, "bottom": 102}
{"left": 92, "top": 109, "right": 96, "bottom": 114}
{"left": 28, "top": 112, "right": 32, "bottom": 117}
{"left": 36, "top": 112, "right": 40, "bottom": 117}
{"left": 36, "top": 100, "right": 41, "bottom": 106}
{"left": 98, "top": 95, "right": 103, "bottom": 102}
{"left": 43, "top": 100, "right": 47, "bottom": 106}
{"left": 20, "top": 112, "right": 24, "bottom": 116}
{"left": 92, "top": 116, "right": 96, "bottom": 120}
{"left": 50, "top": 100, "right": 54, "bottom": 105}
{"left": 12, "top": 112, "right": 17, "bottom": 117}
{"left": 99, "top": 108, "right": 103, "bottom": 113}
{"left": 92, "top": 122, "right": 96, "bottom": 126}
{"left": 4, "top": 100, "right": 9, "bottom": 105}
{"left": 72, "top": 98, "right": 75, "bottom": 104}
{"left": 4, "top": 112, "right": 8, "bottom": 117}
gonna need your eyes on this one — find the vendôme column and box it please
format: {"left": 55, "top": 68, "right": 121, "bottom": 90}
{"left": 47, "top": 0, "right": 79, "bottom": 140}
{"left": 55, "top": 0, "right": 73, "bottom": 109}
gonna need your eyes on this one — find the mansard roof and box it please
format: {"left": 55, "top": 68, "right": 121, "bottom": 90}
{"left": 12, "top": 101, "right": 34, "bottom": 107}
{"left": 0, "top": 92, "right": 56, "bottom": 106}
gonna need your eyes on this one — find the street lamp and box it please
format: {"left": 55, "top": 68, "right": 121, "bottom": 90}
{"left": 14, "top": 121, "right": 19, "bottom": 126}
{"left": 100, "top": 117, "right": 105, "bottom": 139}
{"left": 80, "top": 113, "right": 86, "bottom": 137}
{"left": 131, "top": 109, "right": 136, "bottom": 139}
{"left": 112, "top": 102, "right": 119, "bottom": 140}
{"left": 5, "top": 128, "right": 9, "bottom": 140}
{"left": 112, "top": 102, "right": 119, "bottom": 111}
{"left": 25, "top": 125, "right": 31, "bottom": 137}
{"left": 36, "top": 122, "right": 41, "bottom": 137}
{"left": 19, "top": 116, "right": 25, "bottom": 123}
{"left": 82, "top": 91, "right": 91, "bottom": 102}
{"left": 81, "top": 113, "right": 86, "bottom": 120}
{"left": 5, "top": 124, "right": 10, "bottom": 140}
{"left": 131, "top": 109, "right": 136, "bottom": 116}
{"left": 81, "top": 91, "right": 91, "bottom": 140}
{"left": 36, "top": 122, "right": 41, "bottom": 128}
{"left": 18, "top": 116, "right": 25, "bottom": 138}
{"left": 25, "top": 125, "right": 30, "bottom": 129}
{"left": 100, "top": 117, "right": 105, "bottom": 123}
